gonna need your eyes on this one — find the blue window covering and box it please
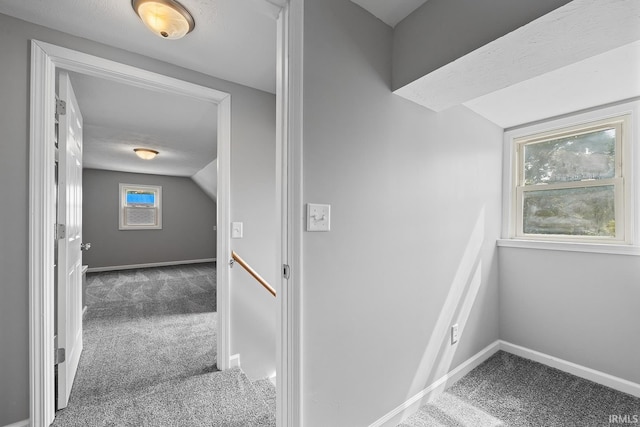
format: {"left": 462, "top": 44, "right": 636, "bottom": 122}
{"left": 126, "top": 192, "right": 155, "bottom": 205}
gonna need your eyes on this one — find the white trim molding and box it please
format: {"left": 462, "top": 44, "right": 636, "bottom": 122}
{"left": 497, "top": 239, "right": 640, "bottom": 256}
{"left": 229, "top": 353, "right": 241, "bottom": 369}
{"left": 502, "top": 99, "right": 640, "bottom": 251}
{"left": 276, "top": 1, "right": 304, "bottom": 427}
{"left": 86, "top": 258, "right": 217, "bottom": 273}
{"left": 216, "top": 93, "right": 232, "bottom": 373}
{"left": 371, "top": 340, "right": 640, "bottom": 426}
{"left": 2, "top": 419, "right": 30, "bottom": 427}
{"left": 29, "top": 39, "right": 56, "bottom": 427}
{"left": 370, "top": 341, "right": 501, "bottom": 427}
{"left": 29, "top": 40, "right": 232, "bottom": 425}
{"left": 500, "top": 341, "right": 640, "bottom": 398}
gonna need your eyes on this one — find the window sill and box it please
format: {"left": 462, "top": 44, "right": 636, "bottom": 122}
{"left": 496, "top": 239, "right": 640, "bottom": 256}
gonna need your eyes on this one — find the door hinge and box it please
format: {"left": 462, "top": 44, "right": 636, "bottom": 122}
{"left": 56, "top": 99, "right": 66, "bottom": 116}
{"left": 55, "top": 224, "right": 66, "bottom": 240}
{"left": 283, "top": 264, "right": 290, "bottom": 279}
{"left": 54, "top": 347, "right": 66, "bottom": 365}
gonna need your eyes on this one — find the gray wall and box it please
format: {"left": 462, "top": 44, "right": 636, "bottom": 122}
{"left": 83, "top": 169, "right": 216, "bottom": 269}
{"left": 0, "top": 12, "right": 276, "bottom": 426}
{"left": 228, "top": 80, "right": 277, "bottom": 380}
{"left": 301, "top": 0, "right": 503, "bottom": 424}
{"left": 500, "top": 248, "right": 640, "bottom": 384}
{"left": 391, "top": 0, "right": 572, "bottom": 90}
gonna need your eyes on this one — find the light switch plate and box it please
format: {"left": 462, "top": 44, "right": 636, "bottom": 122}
{"left": 231, "top": 222, "right": 243, "bottom": 238}
{"left": 307, "top": 203, "right": 330, "bottom": 231}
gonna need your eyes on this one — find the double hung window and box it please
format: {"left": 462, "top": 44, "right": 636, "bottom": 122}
{"left": 119, "top": 183, "right": 162, "bottom": 230}
{"left": 511, "top": 114, "right": 630, "bottom": 244}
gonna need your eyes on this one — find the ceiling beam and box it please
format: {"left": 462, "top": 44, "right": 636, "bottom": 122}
{"left": 394, "top": 0, "right": 640, "bottom": 112}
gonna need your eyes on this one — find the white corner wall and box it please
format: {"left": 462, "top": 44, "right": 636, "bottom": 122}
{"left": 229, "top": 88, "right": 278, "bottom": 380}
{"left": 191, "top": 159, "right": 218, "bottom": 201}
{"left": 300, "top": 0, "right": 503, "bottom": 425}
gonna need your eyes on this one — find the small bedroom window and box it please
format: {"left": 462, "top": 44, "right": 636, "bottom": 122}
{"left": 510, "top": 114, "right": 630, "bottom": 244}
{"left": 119, "top": 183, "right": 162, "bottom": 230}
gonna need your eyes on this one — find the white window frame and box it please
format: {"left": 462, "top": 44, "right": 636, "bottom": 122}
{"left": 500, "top": 100, "right": 640, "bottom": 254}
{"left": 119, "top": 183, "right": 162, "bottom": 230}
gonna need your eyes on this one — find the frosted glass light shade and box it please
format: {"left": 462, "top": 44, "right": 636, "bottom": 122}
{"left": 132, "top": 0, "right": 195, "bottom": 39}
{"left": 134, "top": 148, "right": 159, "bottom": 160}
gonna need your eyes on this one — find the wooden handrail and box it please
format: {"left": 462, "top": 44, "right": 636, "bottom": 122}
{"left": 231, "top": 250, "right": 276, "bottom": 297}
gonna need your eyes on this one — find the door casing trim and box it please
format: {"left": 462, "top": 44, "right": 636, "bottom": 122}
{"left": 276, "top": 2, "right": 303, "bottom": 426}
{"left": 28, "top": 40, "right": 232, "bottom": 426}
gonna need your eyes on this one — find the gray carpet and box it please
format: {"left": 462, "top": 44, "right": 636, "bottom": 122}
{"left": 252, "top": 379, "right": 277, "bottom": 415}
{"left": 85, "top": 263, "right": 217, "bottom": 319}
{"left": 53, "top": 263, "right": 276, "bottom": 426}
{"left": 399, "top": 351, "right": 640, "bottom": 427}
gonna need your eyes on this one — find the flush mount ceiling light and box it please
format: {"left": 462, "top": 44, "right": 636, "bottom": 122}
{"left": 134, "top": 148, "right": 159, "bottom": 160}
{"left": 132, "top": 0, "right": 195, "bottom": 39}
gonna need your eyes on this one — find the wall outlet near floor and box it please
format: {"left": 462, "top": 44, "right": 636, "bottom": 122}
{"left": 451, "top": 324, "right": 459, "bottom": 345}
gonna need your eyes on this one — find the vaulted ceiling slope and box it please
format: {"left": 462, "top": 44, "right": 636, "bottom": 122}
{"left": 69, "top": 72, "right": 218, "bottom": 178}
{"left": 350, "top": 0, "right": 428, "bottom": 27}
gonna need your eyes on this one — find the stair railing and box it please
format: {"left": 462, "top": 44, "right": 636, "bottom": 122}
{"left": 230, "top": 250, "right": 276, "bottom": 297}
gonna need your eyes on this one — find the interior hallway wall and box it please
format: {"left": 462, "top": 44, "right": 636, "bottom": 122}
{"left": 0, "top": 12, "right": 276, "bottom": 425}
{"left": 300, "top": 0, "right": 503, "bottom": 425}
{"left": 228, "top": 82, "right": 277, "bottom": 381}
{"left": 83, "top": 169, "right": 216, "bottom": 269}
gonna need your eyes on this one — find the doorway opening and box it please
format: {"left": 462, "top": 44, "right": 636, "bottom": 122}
{"left": 56, "top": 67, "right": 222, "bottom": 419}
{"left": 30, "top": 5, "right": 300, "bottom": 424}
{"left": 29, "top": 40, "right": 231, "bottom": 426}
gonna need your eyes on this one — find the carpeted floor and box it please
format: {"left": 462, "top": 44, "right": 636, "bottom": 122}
{"left": 84, "top": 263, "right": 217, "bottom": 319}
{"left": 53, "top": 263, "right": 276, "bottom": 426}
{"left": 399, "top": 351, "right": 640, "bottom": 427}
{"left": 253, "top": 378, "right": 277, "bottom": 415}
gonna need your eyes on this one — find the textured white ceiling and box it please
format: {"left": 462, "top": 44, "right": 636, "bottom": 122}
{"left": 0, "top": 0, "right": 279, "bottom": 93}
{"left": 395, "top": 0, "right": 640, "bottom": 129}
{"left": 464, "top": 40, "right": 640, "bottom": 129}
{"left": 350, "top": 0, "right": 428, "bottom": 27}
{"left": 69, "top": 72, "right": 218, "bottom": 177}
{"left": 0, "top": 0, "right": 275, "bottom": 178}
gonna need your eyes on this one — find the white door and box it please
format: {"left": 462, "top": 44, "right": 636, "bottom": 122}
{"left": 56, "top": 71, "right": 84, "bottom": 410}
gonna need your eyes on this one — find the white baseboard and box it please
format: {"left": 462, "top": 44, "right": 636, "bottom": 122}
{"left": 87, "top": 258, "right": 216, "bottom": 273}
{"left": 229, "top": 353, "right": 241, "bottom": 369}
{"left": 369, "top": 340, "right": 501, "bottom": 427}
{"left": 499, "top": 340, "right": 640, "bottom": 398}
{"left": 3, "top": 419, "right": 29, "bottom": 427}
{"left": 370, "top": 339, "right": 640, "bottom": 426}
{"left": 268, "top": 372, "right": 277, "bottom": 386}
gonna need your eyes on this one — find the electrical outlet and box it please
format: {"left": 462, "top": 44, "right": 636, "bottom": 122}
{"left": 451, "top": 324, "right": 459, "bottom": 345}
